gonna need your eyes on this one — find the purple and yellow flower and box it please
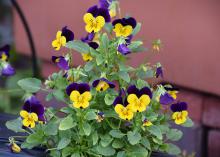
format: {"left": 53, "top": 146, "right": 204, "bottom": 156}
{"left": 159, "top": 93, "right": 174, "bottom": 105}
{"left": 0, "top": 45, "right": 10, "bottom": 61}
{"left": 20, "top": 96, "right": 45, "bottom": 128}
{"left": 84, "top": 5, "right": 110, "bottom": 33}
{"left": 92, "top": 78, "right": 115, "bottom": 91}
{"left": 143, "top": 118, "right": 153, "bottom": 127}
{"left": 127, "top": 85, "right": 152, "bottom": 112}
{"left": 113, "top": 96, "right": 134, "bottom": 121}
{"left": 82, "top": 42, "right": 99, "bottom": 62}
{"left": 52, "top": 26, "right": 74, "bottom": 51}
{"left": 117, "top": 44, "right": 131, "bottom": 55}
{"left": 96, "top": 112, "right": 105, "bottom": 122}
{"left": 52, "top": 56, "right": 69, "bottom": 70}
{"left": 66, "top": 83, "right": 92, "bottom": 109}
{"left": 99, "top": 0, "right": 116, "bottom": 18}
{"left": 63, "top": 72, "right": 74, "bottom": 83}
{"left": 1, "top": 63, "right": 15, "bottom": 76}
{"left": 113, "top": 17, "right": 137, "bottom": 37}
{"left": 10, "top": 142, "right": 21, "bottom": 153}
{"left": 171, "top": 102, "right": 188, "bottom": 125}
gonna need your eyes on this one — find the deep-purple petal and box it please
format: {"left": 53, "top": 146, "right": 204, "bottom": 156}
{"left": 139, "top": 87, "right": 152, "bottom": 99}
{"left": 118, "top": 44, "right": 131, "bottom": 55}
{"left": 0, "top": 44, "right": 10, "bottom": 59}
{"left": 113, "top": 96, "right": 123, "bottom": 106}
{"left": 81, "top": 33, "right": 95, "bottom": 43}
{"left": 66, "top": 83, "right": 78, "bottom": 96}
{"left": 77, "top": 83, "right": 90, "bottom": 94}
{"left": 62, "top": 26, "right": 74, "bottom": 42}
{"left": 171, "top": 102, "right": 188, "bottom": 112}
{"left": 92, "top": 79, "right": 100, "bottom": 87}
{"left": 88, "top": 42, "right": 99, "bottom": 49}
{"left": 99, "top": 0, "right": 112, "bottom": 9}
{"left": 87, "top": 5, "right": 99, "bottom": 17}
{"left": 127, "top": 85, "right": 139, "bottom": 96}
{"left": 160, "top": 93, "right": 174, "bottom": 105}
{"left": 98, "top": 7, "right": 111, "bottom": 22}
{"left": 125, "top": 17, "right": 137, "bottom": 28}
{"left": 156, "top": 67, "right": 163, "bottom": 78}
{"left": 57, "top": 57, "right": 69, "bottom": 70}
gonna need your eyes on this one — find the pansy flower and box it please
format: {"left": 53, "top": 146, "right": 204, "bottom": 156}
{"left": 52, "top": 26, "right": 74, "bottom": 51}
{"left": 117, "top": 44, "right": 131, "bottom": 55}
{"left": 20, "top": 96, "right": 45, "bottom": 128}
{"left": 52, "top": 56, "right": 69, "bottom": 70}
{"left": 164, "top": 86, "right": 179, "bottom": 100}
{"left": 113, "top": 17, "right": 137, "bottom": 37}
{"left": 113, "top": 96, "right": 134, "bottom": 121}
{"left": 143, "top": 118, "right": 153, "bottom": 127}
{"left": 92, "top": 78, "right": 115, "bottom": 91}
{"left": 159, "top": 93, "right": 174, "bottom": 105}
{"left": 127, "top": 85, "right": 152, "bottom": 112}
{"left": 96, "top": 112, "right": 105, "bottom": 122}
{"left": 1, "top": 63, "right": 15, "bottom": 76}
{"left": 171, "top": 102, "right": 188, "bottom": 125}
{"left": 84, "top": 5, "right": 110, "bottom": 33}
{"left": 66, "top": 83, "right": 92, "bottom": 109}
{"left": 82, "top": 42, "right": 99, "bottom": 62}
{"left": 0, "top": 45, "right": 10, "bottom": 61}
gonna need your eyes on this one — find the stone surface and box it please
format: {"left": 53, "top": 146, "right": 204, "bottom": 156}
{"left": 203, "top": 96, "right": 220, "bottom": 128}
{"left": 208, "top": 130, "right": 220, "bottom": 157}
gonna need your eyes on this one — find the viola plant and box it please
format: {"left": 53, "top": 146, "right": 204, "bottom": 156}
{"left": 6, "top": 0, "right": 193, "bottom": 157}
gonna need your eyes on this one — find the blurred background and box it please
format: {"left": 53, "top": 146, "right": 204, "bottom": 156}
{"left": 0, "top": 0, "right": 220, "bottom": 156}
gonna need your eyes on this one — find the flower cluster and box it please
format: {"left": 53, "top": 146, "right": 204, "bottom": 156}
{"left": 6, "top": 0, "right": 193, "bottom": 156}
{"left": 0, "top": 45, "right": 15, "bottom": 76}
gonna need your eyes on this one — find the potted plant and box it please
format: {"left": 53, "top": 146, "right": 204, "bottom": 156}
{"left": 3, "top": 0, "right": 193, "bottom": 156}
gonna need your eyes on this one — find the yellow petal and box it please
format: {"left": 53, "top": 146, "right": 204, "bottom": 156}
{"left": 30, "top": 112, "right": 38, "bottom": 121}
{"left": 81, "top": 91, "right": 92, "bottom": 102}
{"left": 114, "top": 104, "right": 124, "bottom": 114}
{"left": 85, "top": 25, "right": 93, "bottom": 33}
{"left": 20, "top": 110, "right": 29, "bottom": 118}
{"left": 82, "top": 53, "right": 93, "bottom": 62}
{"left": 52, "top": 40, "right": 60, "bottom": 50}
{"left": 113, "top": 23, "right": 123, "bottom": 37}
{"left": 84, "top": 13, "right": 94, "bottom": 24}
{"left": 60, "top": 36, "right": 66, "bottom": 46}
{"left": 95, "top": 16, "right": 105, "bottom": 28}
{"left": 56, "top": 31, "right": 62, "bottom": 39}
{"left": 70, "top": 90, "right": 80, "bottom": 102}
{"left": 30, "top": 121, "right": 36, "bottom": 128}
{"left": 172, "top": 112, "right": 178, "bottom": 120}
{"left": 127, "top": 94, "right": 138, "bottom": 104}
{"left": 22, "top": 119, "right": 30, "bottom": 127}
{"left": 139, "top": 95, "right": 151, "bottom": 106}
{"left": 123, "top": 25, "right": 133, "bottom": 37}
{"left": 182, "top": 111, "right": 188, "bottom": 117}
{"left": 81, "top": 101, "right": 90, "bottom": 109}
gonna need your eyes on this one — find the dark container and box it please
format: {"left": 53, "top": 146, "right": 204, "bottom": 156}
{"left": 151, "top": 152, "right": 175, "bottom": 157}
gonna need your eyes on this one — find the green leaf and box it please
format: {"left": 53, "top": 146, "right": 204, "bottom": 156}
{"left": 104, "top": 94, "right": 115, "bottom": 106}
{"left": 46, "top": 93, "right": 53, "bottom": 101}
{"left": 53, "top": 90, "right": 66, "bottom": 102}
{"left": 71, "top": 153, "right": 80, "bottom": 157}
{"left": 85, "top": 110, "right": 97, "bottom": 121}
{"left": 117, "top": 151, "right": 126, "bottom": 157}
{"left": 17, "top": 78, "right": 41, "bottom": 93}
{"left": 166, "top": 143, "right": 181, "bottom": 155}
{"left": 26, "top": 130, "right": 44, "bottom": 145}
{"left": 127, "top": 131, "right": 141, "bottom": 145}
{"left": 109, "top": 130, "right": 125, "bottom": 138}
{"left": 62, "top": 147, "right": 73, "bottom": 157}
{"left": 136, "top": 79, "right": 149, "bottom": 89}
{"left": 6, "top": 117, "right": 25, "bottom": 133}
{"left": 84, "top": 61, "right": 94, "bottom": 72}
{"left": 112, "top": 139, "right": 124, "bottom": 149}
{"left": 104, "top": 23, "right": 113, "bottom": 33}
{"left": 82, "top": 122, "right": 91, "bottom": 136}
{"left": 166, "top": 129, "right": 183, "bottom": 141}
{"left": 140, "top": 138, "right": 151, "bottom": 150}
{"left": 119, "top": 71, "right": 130, "bottom": 83}
{"left": 44, "top": 120, "right": 59, "bottom": 136}
{"left": 66, "top": 40, "right": 90, "bottom": 53}
{"left": 100, "top": 134, "right": 113, "bottom": 147}
{"left": 128, "top": 41, "right": 143, "bottom": 51}
{"left": 96, "top": 54, "right": 105, "bottom": 65}
{"left": 101, "top": 33, "right": 109, "bottom": 52}
{"left": 59, "top": 116, "right": 76, "bottom": 130}
{"left": 128, "top": 145, "right": 148, "bottom": 157}
{"left": 132, "top": 23, "right": 141, "bottom": 35}
{"left": 148, "top": 125, "right": 162, "bottom": 140}
{"left": 92, "top": 131, "right": 99, "bottom": 145}
{"left": 96, "top": 145, "right": 115, "bottom": 156}
{"left": 57, "top": 138, "right": 71, "bottom": 150}
{"left": 182, "top": 118, "right": 194, "bottom": 127}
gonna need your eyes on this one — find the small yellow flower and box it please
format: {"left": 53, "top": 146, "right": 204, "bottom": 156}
{"left": 96, "top": 81, "right": 110, "bottom": 92}
{"left": 113, "top": 23, "right": 133, "bottom": 37}
{"left": 20, "top": 110, "right": 38, "bottom": 128}
{"left": 143, "top": 120, "right": 153, "bottom": 127}
{"left": 172, "top": 111, "right": 188, "bottom": 125}
{"left": 115, "top": 104, "right": 134, "bottom": 120}
{"left": 84, "top": 13, "right": 105, "bottom": 33}
{"left": 11, "top": 142, "right": 21, "bottom": 153}
{"left": 70, "top": 90, "right": 92, "bottom": 109}
{"left": 168, "top": 90, "right": 178, "bottom": 99}
{"left": 1, "top": 53, "right": 8, "bottom": 61}
{"left": 82, "top": 53, "right": 93, "bottom": 62}
{"left": 109, "top": 8, "right": 116, "bottom": 18}
{"left": 127, "top": 94, "right": 151, "bottom": 112}
{"left": 52, "top": 31, "right": 66, "bottom": 51}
